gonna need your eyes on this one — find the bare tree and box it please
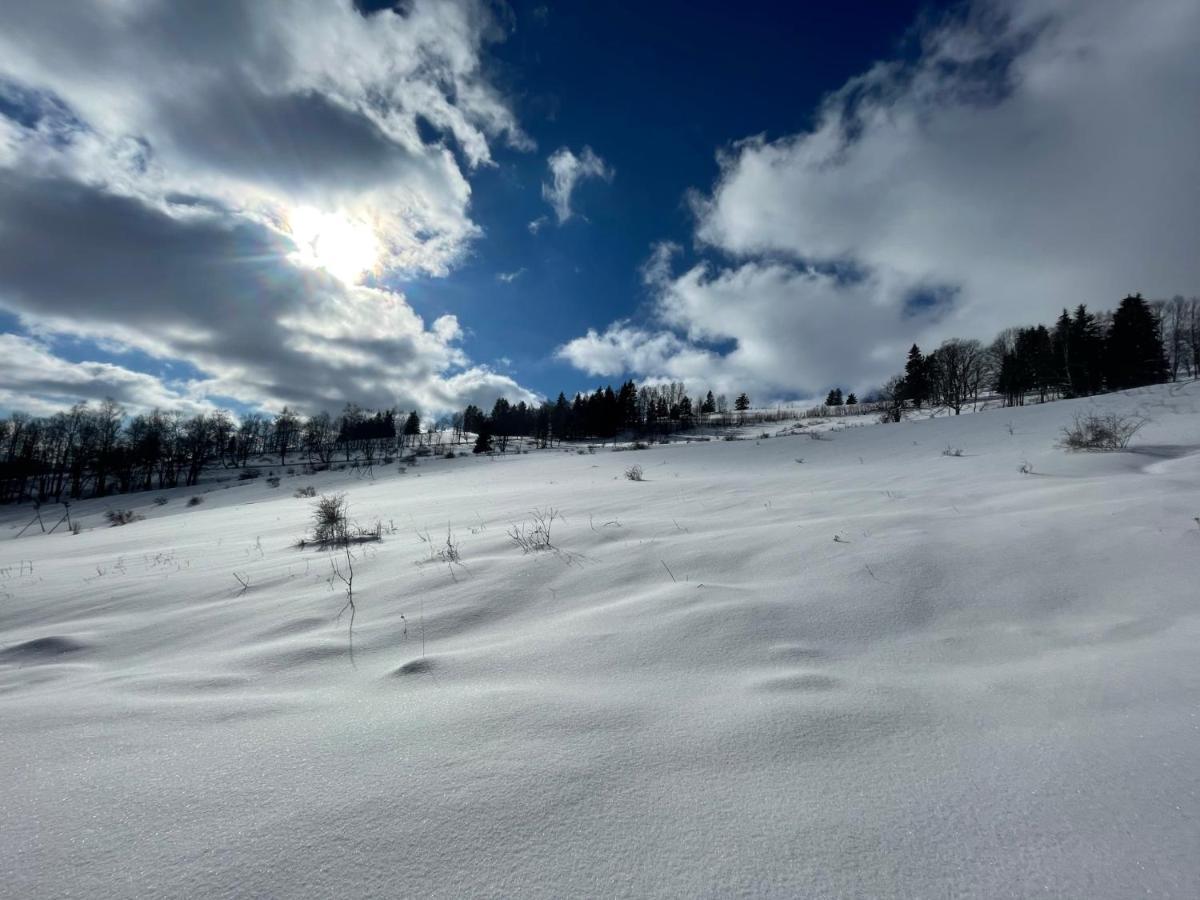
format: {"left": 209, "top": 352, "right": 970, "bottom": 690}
{"left": 929, "top": 338, "right": 988, "bottom": 415}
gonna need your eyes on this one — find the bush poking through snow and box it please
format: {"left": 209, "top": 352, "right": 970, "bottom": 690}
{"left": 154, "top": 497, "right": 169, "bottom": 506}
{"left": 1019, "top": 460, "right": 1034, "bottom": 475}
{"left": 187, "top": 496, "right": 204, "bottom": 507}
{"left": 298, "top": 493, "right": 382, "bottom": 548}
{"left": 942, "top": 446, "right": 964, "bottom": 457}
{"left": 624, "top": 464, "right": 644, "bottom": 482}
{"left": 105, "top": 509, "right": 142, "bottom": 527}
{"left": 507, "top": 507, "right": 560, "bottom": 553}
{"left": 265, "top": 475, "right": 281, "bottom": 488}
{"left": 294, "top": 485, "right": 317, "bottom": 498}
{"left": 1060, "top": 413, "right": 1145, "bottom": 451}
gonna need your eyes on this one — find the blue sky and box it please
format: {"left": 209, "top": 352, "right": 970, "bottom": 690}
{"left": 402, "top": 0, "right": 936, "bottom": 395}
{"left": 0, "top": 0, "right": 1196, "bottom": 417}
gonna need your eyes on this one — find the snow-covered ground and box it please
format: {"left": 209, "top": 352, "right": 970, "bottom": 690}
{"left": 2, "top": 383, "right": 1199, "bottom": 898}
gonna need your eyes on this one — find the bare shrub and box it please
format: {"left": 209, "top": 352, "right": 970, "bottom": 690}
{"left": 311, "top": 493, "right": 348, "bottom": 545}
{"left": 624, "top": 464, "right": 644, "bottom": 481}
{"left": 105, "top": 509, "right": 142, "bottom": 527}
{"left": 238, "top": 469, "right": 260, "bottom": 481}
{"left": 1019, "top": 460, "right": 1034, "bottom": 475}
{"left": 1060, "top": 413, "right": 1145, "bottom": 451}
{"left": 299, "top": 494, "right": 382, "bottom": 548}
{"left": 942, "top": 446, "right": 964, "bottom": 457}
{"left": 187, "top": 496, "right": 204, "bottom": 507}
{"left": 507, "top": 507, "right": 560, "bottom": 553}
{"left": 153, "top": 497, "right": 169, "bottom": 506}
{"left": 294, "top": 485, "right": 317, "bottom": 498}
{"left": 418, "top": 526, "right": 465, "bottom": 579}
{"left": 265, "top": 475, "right": 281, "bottom": 488}
{"left": 70, "top": 521, "right": 83, "bottom": 535}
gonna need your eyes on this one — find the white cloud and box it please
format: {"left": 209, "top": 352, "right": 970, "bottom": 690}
{"left": 0, "top": 334, "right": 210, "bottom": 417}
{"left": 561, "top": 0, "right": 1200, "bottom": 399}
{"left": 496, "top": 268, "right": 526, "bottom": 283}
{"left": 541, "top": 146, "right": 613, "bottom": 224}
{"left": 0, "top": 0, "right": 541, "bottom": 415}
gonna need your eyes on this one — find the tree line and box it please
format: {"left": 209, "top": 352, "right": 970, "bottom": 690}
{"left": 873, "top": 294, "right": 1192, "bottom": 419}
{"left": 2, "top": 294, "right": 1194, "bottom": 504}
{"left": 459, "top": 383, "right": 755, "bottom": 453}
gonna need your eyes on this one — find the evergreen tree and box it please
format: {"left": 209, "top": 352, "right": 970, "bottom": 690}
{"left": 734, "top": 393, "right": 751, "bottom": 411}
{"left": 471, "top": 423, "right": 493, "bottom": 454}
{"left": 1106, "top": 294, "right": 1169, "bottom": 389}
{"left": 1069, "top": 304, "right": 1106, "bottom": 395}
{"left": 903, "top": 344, "right": 929, "bottom": 408}
{"left": 845, "top": 393, "right": 857, "bottom": 406}
{"left": 402, "top": 411, "right": 420, "bottom": 438}
{"left": 1052, "top": 308, "right": 1074, "bottom": 396}
{"left": 700, "top": 391, "right": 716, "bottom": 415}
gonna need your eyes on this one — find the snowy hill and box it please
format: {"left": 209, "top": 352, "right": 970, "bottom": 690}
{"left": 3, "top": 382, "right": 1199, "bottom": 897}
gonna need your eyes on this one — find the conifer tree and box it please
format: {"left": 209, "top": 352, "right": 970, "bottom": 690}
{"left": 1106, "top": 294, "right": 1169, "bottom": 389}
{"left": 903, "top": 344, "right": 929, "bottom": 408}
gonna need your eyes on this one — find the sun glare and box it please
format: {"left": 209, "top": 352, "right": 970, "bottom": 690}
{"left": 287, "top": 206, "right": 381, "bottom": 284}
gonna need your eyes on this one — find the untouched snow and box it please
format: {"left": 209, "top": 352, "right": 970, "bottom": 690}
{"left": 2, "top": 383, "right": 1199, "bottom": 897}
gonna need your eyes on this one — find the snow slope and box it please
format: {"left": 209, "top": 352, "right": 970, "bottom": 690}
{"left": 2, "top": 383, "right": 1199, "bottom": 898}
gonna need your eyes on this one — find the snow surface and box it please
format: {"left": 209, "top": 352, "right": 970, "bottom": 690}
{"left": 2, "top": 383, "right": 1199, "bottom": 898}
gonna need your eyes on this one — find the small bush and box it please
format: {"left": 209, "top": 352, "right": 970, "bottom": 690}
{"left": 1060, "top": 413, "right": 1145, "bottom": 451}
{"left": 187, "top": 496, "right": 204, "bottom": 507}
{"left": 299, "top": 494, "right": 382, "bottom": 548}
{"left": 294, "top": 485, "right": 317, "bottom": 498}
{"left": 154, "top": 496, "right": 169, "bottom": 506}
{"left": 507, "top": 507, "right": 560, "bottom": 553}
{"left": 265, "top": 475, "right": 281, "bottom": 488}
{"left": 942, "top": 446, "right": 964, "bottom": 457}
{"left": 444, "top": 450, "right": 456, "bottom": 459}
{"left": 624, "top": 464, "right": 644, "bottom": 481}
{"left": 105, "top": 509, "right": 142, "bottom": 527}
{"left": 238, "top": 469, "right": 260, "bottom": 481}
{"left": 70, "top": 521, "right": 83, "bottom": 535}
{"left": 1018, "top": 460, "right": 1033, "bottom": 475}
{"left": 311, "top": 493, "right": 348, "bottom": 545}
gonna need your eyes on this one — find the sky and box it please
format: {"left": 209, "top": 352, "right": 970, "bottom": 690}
{"left": 0, "top": 0, "right": 1197, "bottom": 418}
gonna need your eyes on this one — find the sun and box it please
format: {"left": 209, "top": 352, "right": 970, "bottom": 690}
{"left": 286, "top": 206, "right": 381, "bottom": 284}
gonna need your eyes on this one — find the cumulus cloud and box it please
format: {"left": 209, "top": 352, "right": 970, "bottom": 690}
{"left": 496, "top": 268, "right": 526, "bottom": 283}
{"left": 0, "top": 334, "right": 209, "bottom": 417}
{"left": 0, "top": 0, "right": 539, "bottom": 415}
{"left": 0, "top": 171, "right": 538, "bottom": 415}
{"left": 541, "top": 146, "right": 613, "bottom": 224}
{"left": 562, "top": 0, "right": 1200, "bottom": 399}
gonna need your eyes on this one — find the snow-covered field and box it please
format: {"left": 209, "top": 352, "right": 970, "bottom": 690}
{"left": 2, "top": 383, "right": 1199, "bottom": 898}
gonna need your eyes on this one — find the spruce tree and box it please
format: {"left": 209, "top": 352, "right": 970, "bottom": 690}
{"left": 1070, "top": 305, "right": 1105, "bottom": 395}
{"left": 846, "top": 393, "right": 858, "bottom": 406}
{"left": 1106, "top": 294, "right": 1169, "bottom": 389}
{"left": 472, "top": 424, "right": 493, "bottom": 454}
{"left": 903, "top": 344, "right": 929, "bottom": 408}
{"left": 734, "top": 393, "right": 750, "bottom": 411}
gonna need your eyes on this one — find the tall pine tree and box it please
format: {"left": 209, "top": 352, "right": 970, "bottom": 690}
{"left": 1106, "top": 294, "right": 1169, "bottom": 389}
